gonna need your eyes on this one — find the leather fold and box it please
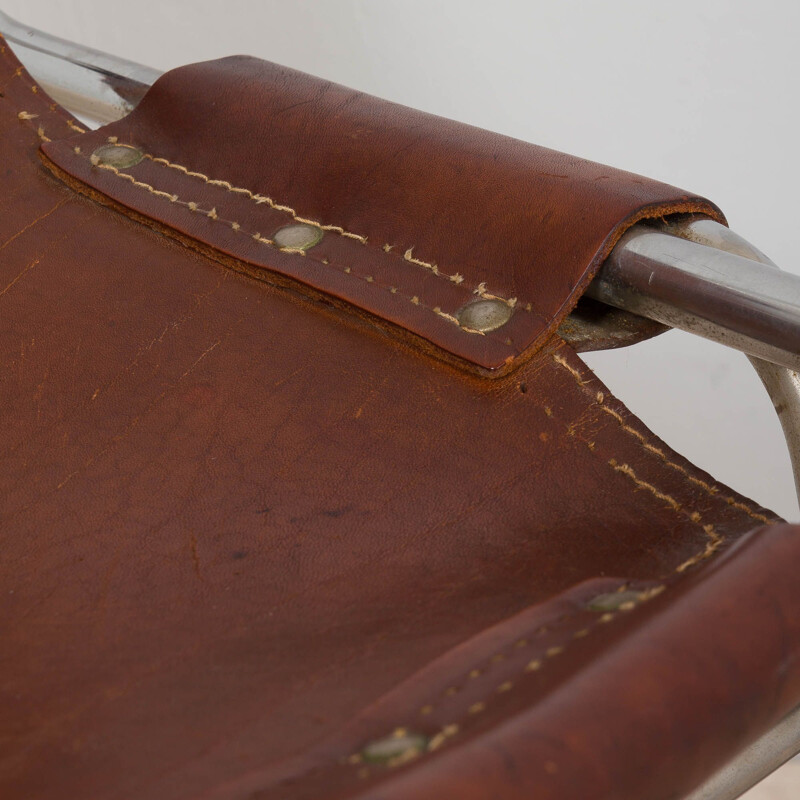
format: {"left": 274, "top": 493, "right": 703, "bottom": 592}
{"left": 41, "top": 56, "right": 724, "bottom": 374}
{"left": 342, "top": 524, "right": 800, "bottom": 800}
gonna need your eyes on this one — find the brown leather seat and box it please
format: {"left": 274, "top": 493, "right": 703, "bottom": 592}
{"left": 1, "top": 38, "right": 798, "bottom": 800}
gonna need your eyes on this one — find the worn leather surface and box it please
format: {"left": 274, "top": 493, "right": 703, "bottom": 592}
{"left": 42, "top": 57, "right": 724, "bottom": 374}
{"left": 2, "top": 40, "right": 799, "bottom": 800}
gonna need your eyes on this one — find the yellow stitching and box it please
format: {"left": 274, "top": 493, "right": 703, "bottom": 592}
{"left": 609, "top": 459, "right": 682, "bottom": 512}
{"left": 427, "top": 724, "right": 459, "bottom": 753}
{"left": 553, "top": 353, "right": 590, "bottom": 385}
{"left": 416, "top": 582, "right": 633, "bottom": 719}
{"left": 559, "top": 351, "right": 724, "bottom": 565}
{"left": 356, "top": 588, "right": 662, "bottom": 773}
{"left": 403, "top": 247, "right": 464, "bottom": 285}
{"left": 433, "top": 307, "right": 460, "bottom": 325}
{"left": 139, "top": 152, "right": 524, "bottom": 302}
{"left": 94, "top": 162, "right": 179, "bottom": 202}
{"left": 474, "top": 281, "right": 517, "bottom": 308}
{"left": 553, "top": 353, "right": 772, "bottom": 525}
{"left": 608, "top": 460, "right": 723, "bottom": 568}
{"left": 89, "top": 161, "right": 477, "bottom": 334}
{"left": 725, "top": 496, "right": 770, "bottom": 522}
{"left": 16, "top": 112, "right": 52, "bottom": 142}
{"left": 675, "top": 524, "right": 723, "bottom": 572}
{"left": 144, "top": 154, "right": 370, "bottom": 244}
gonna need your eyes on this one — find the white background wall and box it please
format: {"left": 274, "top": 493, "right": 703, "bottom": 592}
{"left": 4, "top": 0, "right": 799, "bottom": 523}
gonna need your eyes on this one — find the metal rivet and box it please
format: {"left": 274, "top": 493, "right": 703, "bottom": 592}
{"left": 273, "top": 223, "right": 323, "bottom": 250}
{"left": 91, "top": 143, "right": 143, "bottom": 169}
{"left": 587, "top": 590, "right": 644, "bottom": 612}
{"left": 361, "top": 731, "right": 428, "bottom": 765}
{"left": 455, "top": 298, "right": 512, "bottom": 333}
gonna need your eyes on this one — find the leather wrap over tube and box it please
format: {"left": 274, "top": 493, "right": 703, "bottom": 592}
{"left": 42, "top": 57, "right": 725, "bottom": 375}
{"left": 2, "top": 40, "right": 799, "bottom": 800}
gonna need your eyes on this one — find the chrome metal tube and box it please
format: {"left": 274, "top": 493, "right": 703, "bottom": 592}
{"left": 685, "top": 705, "right": 800, "bottom": 800}
{"left": 589, "top": 228, "right": 800, "bottom": 371}
{"left": 0, "top": 10, "right": 161, "bottom": 124}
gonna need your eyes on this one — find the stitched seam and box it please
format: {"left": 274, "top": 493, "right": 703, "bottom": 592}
{"left": 2, "top": 48, "right": 69, "bottom": 123}
{"left": 86, "top": 159, "right": 505, "bottom": 338}
{"left": 351, "top": 346, "right": 738, "bottom": 777}
{"left": 550, "top": 354, "right": 725, "bottom": 571}
{"left": 350, "top": 583, "right": 665, "bottom": 775}
{"left": 351, "top": 347, "right": 770, "bottom": 776}
{"left": 608, "top": 460, "right": 723, "bottom": 572}
{"left": 144, "top": 154, "right": 371, "bottom": 242}
{"left": 139, "top": 151, "right": 520, "bottom": 307}
{"left": 552, "top": 354, "right": 772, "bottom": 526}
{"left": 17, "top": 111, "right": 52, "bottom": 142}
{"left": 3, "top": 44, "right": 90, "bottom": 144}
{"left": 415, "top": 580, "right": 660, "bottom": 714}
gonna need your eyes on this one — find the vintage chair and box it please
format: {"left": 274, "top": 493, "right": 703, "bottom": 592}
{"left": 1, "top": 12, "right": 798, "bottom": 800}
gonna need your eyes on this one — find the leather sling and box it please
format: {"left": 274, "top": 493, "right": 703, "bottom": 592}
{"left": 1, "top": 39, "right": 799, "bottom": 800}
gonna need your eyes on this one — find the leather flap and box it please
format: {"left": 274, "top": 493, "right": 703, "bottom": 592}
{"left": 42, "top": 57, "right": 724, "bottom": 374}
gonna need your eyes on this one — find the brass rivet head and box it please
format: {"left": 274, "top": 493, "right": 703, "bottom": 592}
{"left": 456, "top": 298, "right": 512, "bottom": 333}
{"left": 273, "top": 223, "right": 324, "bottom": 250}
{"left": 91, "top": 143, "right": 144, "bottom": 169}
{"left": 361, "top": 731, "right": 428, "bottom": 765}
{"left": 587, "top": 590, "right": 644, "bottom": 612}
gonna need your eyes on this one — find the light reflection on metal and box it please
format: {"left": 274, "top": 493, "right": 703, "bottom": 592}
{"left": 0, "top": 10, "right": 161, "bottom": 125}
{"left": 658, "top": 219, "right": 800, "bottom": 505}
{"left": 685, "top": 705, "right": 800, "bottom": 800}
{"left": 590, "top": 222, "right": 800, "bottom": 372}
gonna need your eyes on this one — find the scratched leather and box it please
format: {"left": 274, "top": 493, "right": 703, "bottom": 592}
{"left": 2, "top": 39, "right": 799, "bottom": 800}
{"left": 42, "top": 56, "right": 725, "bottom": 374}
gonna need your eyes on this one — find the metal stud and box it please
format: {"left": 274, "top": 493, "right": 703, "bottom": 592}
{"left": 273, "top": 223, "right": 324, "bottom": 251}
{"left": 587, "top": 590, "right": 644, "bottom": 612}
{"left": 361, "top": 730, "right": 428, "bottom": 765}
{"left": 91, "top": 143, "right": 144, "bottom": 169}
{"left": 456, "top": 298, "right": 513, "bottom": 333}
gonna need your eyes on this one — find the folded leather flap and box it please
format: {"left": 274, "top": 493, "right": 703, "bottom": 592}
{"left": 42, "top": 56, "right": 724, "bottom": 374}
{"left": 240, "top": 524, "right": 800, "bottom": 800}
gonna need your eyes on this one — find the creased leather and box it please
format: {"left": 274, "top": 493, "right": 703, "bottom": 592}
{"left": 1, "top": 39, "right": 797, "bottom": 800}
{"left": 42, "top": 57, "right": 724, "bottom": 374}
